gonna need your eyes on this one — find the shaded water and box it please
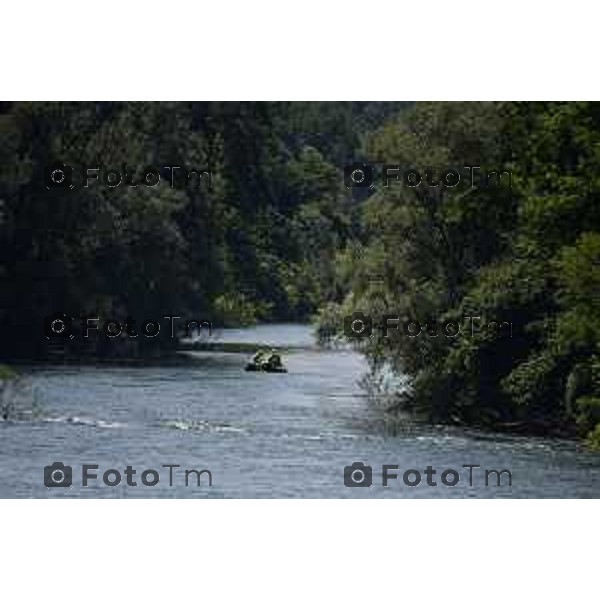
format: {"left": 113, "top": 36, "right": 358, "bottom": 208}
{"left": 1, "top": 325, "right": 599, "bottom": 497}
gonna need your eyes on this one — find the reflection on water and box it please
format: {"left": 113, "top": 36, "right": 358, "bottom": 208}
{"left": 1, "top": 325, "right": 599, "bottom": 497}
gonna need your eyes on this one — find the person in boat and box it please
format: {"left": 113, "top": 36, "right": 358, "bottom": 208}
{"left": 266, "top": 349, "right": 282, "bottom": 369}
{"left": 246, "top": 348, "right": 285, "bottom": 372}
{"left": 251, "top": 349, "right": 266, "bottom": 367}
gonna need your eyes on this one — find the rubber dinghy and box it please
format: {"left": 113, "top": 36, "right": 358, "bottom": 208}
{"left": 244, "top": 363, "right": 287, "bottom": 373}
{"left": 245, "top": 351, "right": 287, "bottom": 373}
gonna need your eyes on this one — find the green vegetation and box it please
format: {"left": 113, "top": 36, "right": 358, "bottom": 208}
{"left": 1, "top": 101, "right": 598, "bottom": 444}
{"left": 317, "top": 102, "right": 600, "bottom": 445}
{"left": 0, "top": 363, "right": 19, "bottom": 420}
{"left": 0, "top": 364, "right": 17, "bottom": 380}
{"left": 0, "top": 102, "right": 405, "bottom": 358}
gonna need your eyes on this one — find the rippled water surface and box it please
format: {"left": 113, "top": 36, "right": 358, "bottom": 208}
{"left": 1, "top": 325, "right": 599, "bottom": 497}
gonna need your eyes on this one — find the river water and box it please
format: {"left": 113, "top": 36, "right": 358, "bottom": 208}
{"left": 1, "top": 324, "right": 599, "bottom": 497}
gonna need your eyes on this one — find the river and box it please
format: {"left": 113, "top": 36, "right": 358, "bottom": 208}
{"left": 1, "top": 324, "right": 599, "bottom": 497}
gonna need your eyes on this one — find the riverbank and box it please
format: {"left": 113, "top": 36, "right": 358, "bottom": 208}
{"left": 383, "top": 392, "right": 581, "bottom": 443}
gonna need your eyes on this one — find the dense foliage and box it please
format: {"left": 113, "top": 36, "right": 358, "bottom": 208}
{"left": 0, "top": 101, "right": 406, "bottom": 358}
{"left": 2, "top": 101, "right": 598, "bottom": 445}
{"left": 318, "top": 102, "right": 600, "bottom": 446}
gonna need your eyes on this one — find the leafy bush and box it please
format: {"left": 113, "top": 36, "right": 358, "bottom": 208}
{"left": 585, "top": 423, "right": 600, "bottom": 451}
{"left": 213, "top": 293, "right": 273, "bottom": 327}
{"left": 334, "top": 101, "right": 600, "bottom": 446}
{"left": 0, "top": 366, "right": 39, "bottom": 421}
{"left": 0, "top": 364, "right": 17, "bottom": 381}
{"left": 575, "top": 396, "right": 600, "bottom": 436}
{"left": 314, "top": 302, "right": 345, "bottom": 345}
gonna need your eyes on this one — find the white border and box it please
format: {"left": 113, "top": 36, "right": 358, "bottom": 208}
{"left": 2, "top": 1, "right": 598, "bottom": 99}
{"left": 1, "top": 501, "right": 596, "bottom": 599}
